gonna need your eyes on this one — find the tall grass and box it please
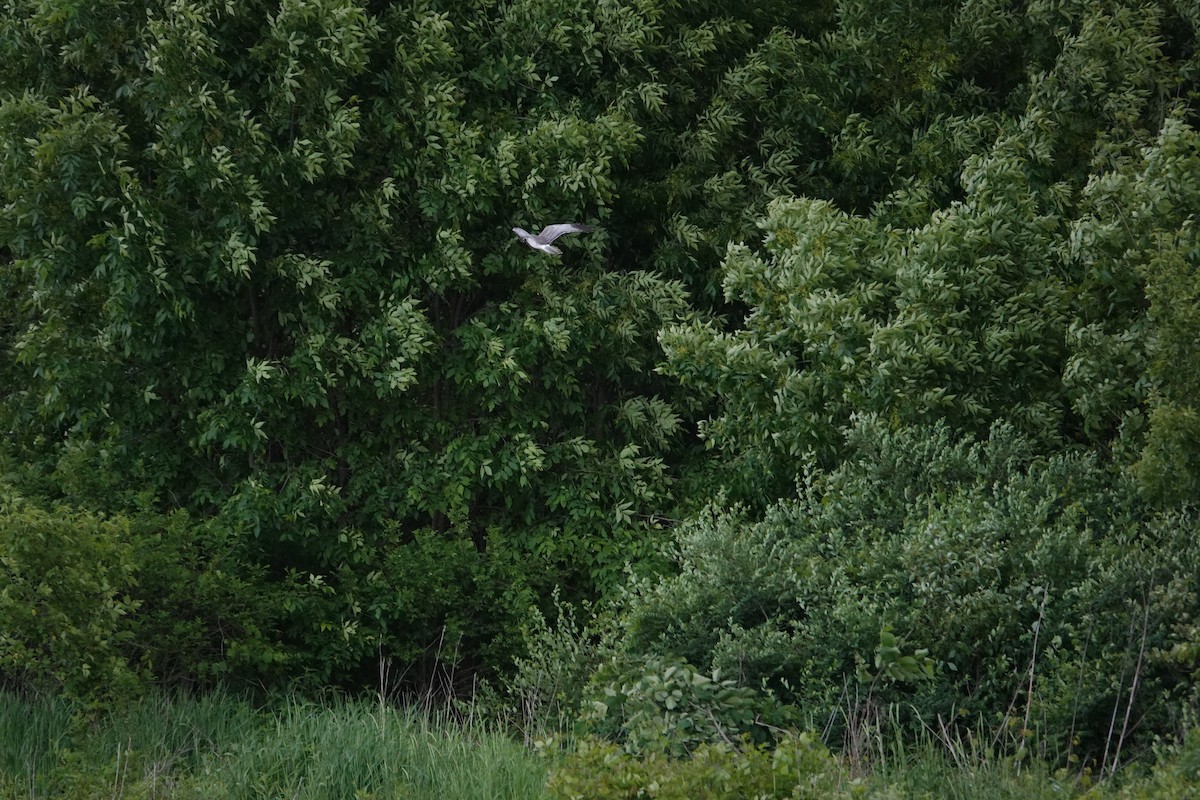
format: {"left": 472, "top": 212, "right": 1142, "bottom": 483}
{"left": 6, "top": 689, "right": 1194, "bottom": 800}
{"left": 208, "top": 700, "right": 549, "bottom": 800}
{"left": 0, "top": 693, "right": 72, "bottom": 797}
{"left": 0, "top": 690, "right": 550, "bottom": 799}
{"left": 857, "top": 711, "right": 1085, "bottom": 800}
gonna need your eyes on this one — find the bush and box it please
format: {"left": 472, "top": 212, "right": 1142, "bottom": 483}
{"left": 481, "top": 592, "right": 619, "bottom": 738}
{"left": 548, "top": 724, "right": 1200, "bottom": 800}
{"left": 0, "top": 486, "right": 284, "bottom": 700}
{"left": 614, "top": 420, "right": 1200, "bottom": 765}
{"left": 578, "top": 654, "right": 798, "bottom": 757}
{"left": 547, "top": 734, "right": 839, "bottom": 800}
{"left": 259, "top": 521, "right": 538, "bottom": 695}
{"left": 0, "top": 491, "right": 140, "bottom": 699}
{"left": 1106, "top": 728, "right": 1200, "bottom": 800}
{"left": 124, "top": 511, "right": 287, "bottom": 689}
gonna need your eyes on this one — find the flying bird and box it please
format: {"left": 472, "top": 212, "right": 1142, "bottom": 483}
{"left": 512, "top": 223, "right": 593, "bottom": 255}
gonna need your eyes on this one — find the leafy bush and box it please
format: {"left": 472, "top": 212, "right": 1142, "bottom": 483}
{"left": 482, "top": 592, "right": 619, "bottom": 738}
{"left": 1106, "top": 728, "right": 1200, "bottom": 800}
{"left": 264, "top": 521, "right": 537, "bottom": 694}
{"left": 0, "top": 486, "right": 283, "bottom": 699}
{"left": 547, "top": 734, "right": 839, "bottom": 800}
{"left": 550, "top": 713, "right": 1200, "bottom": 800}
{"left": 578, "top": 654, "right": 796, "bottom": 757}
{"left": 0, "top": 491, "right": 140, "bottom": 699}
{"left": 614, "top": 420, "right": 1200, "bottom": 764}
{"left": 124, "top": 511, "right": 287, "bottom": 688}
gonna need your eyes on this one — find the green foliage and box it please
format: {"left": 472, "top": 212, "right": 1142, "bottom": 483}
{"left": 616, "top": 421, "right": 1200, "bottom": 762}
{"left": 0, "top": 485, "right": 284, "bottom": 697}
{"left": 0, "top": 491, "right": 141, "bottom": 699}
{"left": 578, "top": 654, "right": 797, "bottom": 757}
{"left": 124, "top": 511, "right": 287, "bottom": 687}
{"left": 1107, "top": 118, "right": 1200, "bottom": 504}
{"left": 2, "top": 0, "right": 1200, "bottom": 716}
{"left": 258, "top": 521, "right": 538, "bottom": 690}
{"left": 861, "top": 626, "right": 935, "bottom": 686}
{"left": 0, "top": 690, "right": 551, "bottom": 800}
{"left": 549, "top": 714, "right": 1200, "bottom": 800}
{"left": 485, "top": 592, "right": 620, "bottom": 738}
{"left": 4, "top": 690, "right": 1200, "bottom": 800}
{"left": 0, "top": 0, "right": 703, "bottom": 687}
{"left": 548, "top": 734, "right": 839, "bottom": 800}
{"left": 658, "top": 0, "right": 1199, "bottom": 506}
{"left": 1101, "top": 729, "right": 1200, "bottom": 800}
{"left": 662, "top": 163, "right": 1073, "bottom": 502}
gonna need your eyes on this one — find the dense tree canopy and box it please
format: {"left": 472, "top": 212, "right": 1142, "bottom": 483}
{"left": 2, "top": 3, "right": 1199, "bottom": 762}
{"left": 1, "top": 0, "right": 734, "bottom": 683}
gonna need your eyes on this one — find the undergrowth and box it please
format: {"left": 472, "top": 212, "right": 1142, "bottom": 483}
{"left": 3, "top": 690, "right": 1199, "bottom": 799}
{"left": 0, "top": 690, "right": 549, "bottom": 800}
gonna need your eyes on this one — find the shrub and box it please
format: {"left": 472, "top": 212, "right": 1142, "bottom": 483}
{"left": 578, "top": 654, "right": 800, "bottom": 757}
{"left": 547, "top": 734, "right": 840, "bottom": 800}
{"left": 0, "top": 486, "right": 284, "bottom": 700}
{"left": 483, "top": 592, "right": 619, "bottom": 739}
{"left": 124, "top": 511, "right": 287, "bottom": 689}
{"left": 615, "top": 420, "right": 1200, "bottom": 765}
{"left": 1107, "top": 728, "right": 1200, "bottom": 800}
{"left": 0, "top": 491, "right": 140, "bottom": 700}
{"left": 262, "top": 521, "right": 538, "bottom": 695}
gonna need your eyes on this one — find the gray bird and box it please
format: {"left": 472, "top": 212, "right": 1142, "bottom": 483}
{"left": 512, "top": 223, "right": 593, "bottom": 255}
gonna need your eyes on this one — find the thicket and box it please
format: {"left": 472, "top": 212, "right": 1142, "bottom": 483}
{"left": 0, "top": 477, "right": 285, "bottom": 700}
{"left": 604, "top": 422, "right": 1200, "bottom": 766}
{"left": 2, "top": 0, "right": 1200, "bottom": 788}
{"left": 4, "top": 691, "right": 1200, "bottom": 799}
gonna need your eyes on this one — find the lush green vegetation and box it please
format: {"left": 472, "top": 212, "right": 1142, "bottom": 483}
{"left": 3, "top": 0, "right": 1200, "bottom": 794}
{"left": 2, "top": 691, "right": 1200, "bottom": 799}
{"left": 0, "top": 691, "right": 551, "bottom": 799}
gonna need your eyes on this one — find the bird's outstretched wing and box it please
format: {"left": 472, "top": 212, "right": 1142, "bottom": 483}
{"left": 535, "top": 223, "right": 593, "bottom": 244}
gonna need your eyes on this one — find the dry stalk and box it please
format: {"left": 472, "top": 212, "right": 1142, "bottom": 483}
{"left": 1110, "top": 583, "right": 1153, "bottom": 777}
{"left": 1066, "top": 619, "right": 1094, "bottom": 768}
{"left": 841, "top": 676, "right": 880, "bottom": 779}
{"left": 938, "top": 713, "right": 968, "bottom": 771}
{"left": 1018, "top": 586, "right": 1051, "bottom": 772}
{"left": 1101, "top": 606, "right": 1141, "bottom": 773}
{"left": 993, "top": 585, "right": 1050, "bottom": 759}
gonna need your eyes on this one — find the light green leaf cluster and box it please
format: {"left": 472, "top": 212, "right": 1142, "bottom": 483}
{"left": 660, "top": 0, "right": 1197, "bottom": 503}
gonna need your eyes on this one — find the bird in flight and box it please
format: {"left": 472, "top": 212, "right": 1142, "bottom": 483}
{"left": 512, "top": 223, "right": 593, "bottom": 256}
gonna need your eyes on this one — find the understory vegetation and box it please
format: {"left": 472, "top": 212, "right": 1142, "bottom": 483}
{"left": 3, "top": 0, "right": 1200, "bottom": 795}
{"left": 0, "top": 691, "right": 550, "bottom": 799}
{"left": 2, "top": 691, "right": 1200, "bottom": 799}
